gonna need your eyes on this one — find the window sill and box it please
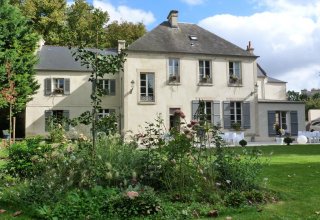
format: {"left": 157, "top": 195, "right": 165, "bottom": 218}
{"left": 51, "top": 93, "right": 67, "bottom": 96}
{"left": 138, "top": 101, "right": 156, "bottom": 105}
{"left": 167, "top": 82, "right": 181, "bottom": 85}
{"left": 198, "top": 82, "right": 213, "bottom": 86}
{"left": 228, "top": 83, "right": 243, "bottom": 87}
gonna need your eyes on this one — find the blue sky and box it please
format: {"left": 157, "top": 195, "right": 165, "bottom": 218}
{"left": 81, "top": 0, "right": 320, "bottom": 91}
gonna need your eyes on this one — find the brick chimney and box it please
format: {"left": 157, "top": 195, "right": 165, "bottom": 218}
{"left": 246, "top": 41, "right": 254, "bottom": 54}
{"left": 118, "top": 40, "right": 126, "bottom": 54}
{"left": 167, "top": 10, "right": 179, "bottom": 28}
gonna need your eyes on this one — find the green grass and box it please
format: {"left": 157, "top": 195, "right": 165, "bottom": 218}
{"left": 216, "top": 144, "right": 320, "bottom": 220}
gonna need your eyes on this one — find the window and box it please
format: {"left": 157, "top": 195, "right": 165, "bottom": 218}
{"left": 140, "top": 73, "right": 155, "bottom": 102}
{"left": 268, "top": 111, "right": 293, "bottom": 136}
{"left": 45, "top": 110, "right": 69, "bottom": 131}
{"left": 228, "top": 61, "right": 241, "bottom": 84}
{"left": 199, "top": 60, "right": 212, "bottom": 83}
{"left": 45, "top": 78, "right": 70, "bottom": 95}
{"left": 230, "top": 101, "right": 242, "bottom": 126}
{"left": 223, "top": 101, "right": 250, "bottom": 129}
{"left": 168, "top": 58, "right": 180, "bottom": 83}
{"left": 189, "top": 35, "right": 198, "bottom": 40}
{"left": 98, "top": 109, "right": 115, "bottom": 118}
{"left": 98, "top": 79, "right": 116, "bottom": 95}
{"left": 54, "top": 78, "right": 64, "bottom": 93}
{"left": 275, "top": 111, "right": 287, "bottom": 130}
{"left": 169, "top": 108, "right": 181, "bottom": 130}
{"left": 192, "top": 100, "right": 213, "bottom": 122}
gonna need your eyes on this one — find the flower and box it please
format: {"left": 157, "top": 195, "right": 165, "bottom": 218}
{"left": 127, "top": 191, "right": 139, "bottom": 199}
{"left": 273, "top": 123, "right": 285, "bottom": 136}
{"left": 174, "top": 110, "right": 185, "bottom": 119}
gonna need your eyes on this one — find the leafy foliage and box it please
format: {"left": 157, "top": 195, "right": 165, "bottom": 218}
{"left": 66, "top": 0, "right": 109, "bottom": 47}
{"left": 104, "top": 21, "right": 147, "bottom": 48}
{"left": 20, "top": 0, "right": 67, "bottom": 45}
{"left": 15, "top": 0, "right": 146, "bottom": 47}
{"left": 37, "top": 187, "right": 118, "bottom": 219}
{"left": 0, "top": 0, "right": 40, "bottom": 112}
{"left": 111, "top": 185, "right": 162, "bottom": 218}
{"left": 4, "top": 136, "right": 52, "bottom": 178}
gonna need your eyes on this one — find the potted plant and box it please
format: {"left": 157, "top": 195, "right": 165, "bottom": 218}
{"left": 239, "top": 139, "right": 247, "bottom": 147}
{"left": 274, "top": 123, "right": 285, "bottom": 144}
{"left": 231, "top": 122, "right": 241, "bottom": 131}
{"left": 229, "top": 74, "right": 238, "bottom": 84}
{"left": 169, "top": 75, "right": 177, "bottom": 82}
{"left": 284, "top": 136, "right": 294, "bottom": 145}
{"left": 54, "top": 88, "right": 64, "bottom": 94}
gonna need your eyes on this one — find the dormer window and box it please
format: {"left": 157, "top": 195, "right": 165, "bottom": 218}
{"left": 189, "top": 35, "right": 198, "bottom": 41}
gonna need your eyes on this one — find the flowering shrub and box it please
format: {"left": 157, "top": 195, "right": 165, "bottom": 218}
{"left": 111, "top": 185, "right": 162, "bottom": 218}
{"left": 4, "top": 136, "right": 52, "bottom": 179}
{"left": 273, "top": 123, "right": 285, "bottom": 136}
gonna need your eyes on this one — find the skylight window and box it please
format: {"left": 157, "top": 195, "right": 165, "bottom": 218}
{"left": 189, "top": 35, "right": 198, "bottom": 41}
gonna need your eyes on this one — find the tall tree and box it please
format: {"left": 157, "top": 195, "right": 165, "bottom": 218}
{"left": 0, "top": 0, "right": 40, "bottom": 138}
{"left": 287, "top": 90, "right": 301, "bottom": 101}
{"left": 66, "top": 0, "right": 109, "bottom": 47}
{"left": 20, "top": 0, "right": 67, "bottom": 45}
{"left": 104, "top": 21, "right": 146, "bottom": 48}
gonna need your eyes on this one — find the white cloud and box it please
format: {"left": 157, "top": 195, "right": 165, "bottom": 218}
{"left": 93, "top": 0, "right": 156, "bottom": 25}
{"left": 198, "top": 0, "right": 320, "bottom": 91}
{"left": 180, "top": 0, "right": 204, "bottom": 5}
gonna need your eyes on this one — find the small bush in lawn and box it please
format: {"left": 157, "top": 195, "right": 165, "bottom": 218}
{"left": 111, "top": 185, "right": 162, "bottom": 218}
{"left": 244, "top": 189, "right": 265, "bottom": 204}
{"left": 239, "top": 139, "right": 247, "bottom": 147}
{"left": 224, "top": 190, "right": 247, "bottom": 207}
{"left": 284, "top": 136, "right": 294, "bottom": 145}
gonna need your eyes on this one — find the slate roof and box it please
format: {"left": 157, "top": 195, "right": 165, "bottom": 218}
{"left": 36, "top": 45, "right": 117, "bottom": 71}
{"left": 257, "top": 63, "right": 286, "bottom": 83}
{"left": 128, "top": 21, "right": 257, "bottom": 57}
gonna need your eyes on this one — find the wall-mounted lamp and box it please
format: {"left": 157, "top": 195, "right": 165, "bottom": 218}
{"left": 130, "top": 80, "right": 135, "bottom": 93}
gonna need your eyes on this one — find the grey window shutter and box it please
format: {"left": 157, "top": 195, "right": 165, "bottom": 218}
{"left": 290, "top": 111, "right": 298, "bottom": 136}
{"left": 44, "top": 110, "right": 52, "bottom": 132}
{"left": 268, "top": 111, "right": 276, "bottom": 136}
{"left": 44, "top": 78, "right": 52, "bottom": 96}
{"left": 63, "top": 110, "right": 70, "bottom": 131}
{"left": 110, "top": 79, "right": 116, "bottom": 95}
{"left": 213, "top": 101, "right": 220, "bottom": 126}
{"left": 64, "top": 78, "right": 70, "bottom": 95}
{"left": 243, "top": 101, "right": 251, "bottom": 129}
{"left": 110, "top": 109, "right": 116, "bottom": 114}
{"left": 191, "top": 100, "right": 200, "bottom": 120}
{"left": 223, "top": 101, "right": 231, "bottom": 129}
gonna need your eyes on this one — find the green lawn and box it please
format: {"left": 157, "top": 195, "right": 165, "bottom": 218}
{"left": 1, "top": 145, "right": 320, "bottom": 219}
{"left": 216, "top": 144, "right": 320, "bottom": 220}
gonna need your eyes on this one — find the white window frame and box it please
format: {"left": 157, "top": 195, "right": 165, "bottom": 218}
{"left": 140, "top": 72, "right": 155, "bottom": 102}
{"left": 98, "top": 79, "right": 115, "bottom": 95}
{"left": 230, "top": 101, "right": 242, "bottom": 125}
{"left": 98, "top": 109, "right": 115, "bottom": 118}
{"left": 199, "top": 60, "right": 212, "bottom": 83}
{"left": 168, "top": 58, "right": 180, "bottom": 83}
{"left": 228, "top": 61, "right": 242, "bottom": 85}
{"left": 275, "top": 111, "right": 287, "bottom": 130}
{"left": 193, "top": 101, "right": 212, "bottom": 122}
{"left": 53, "top": 78, "right": 64, "bottom": 93}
